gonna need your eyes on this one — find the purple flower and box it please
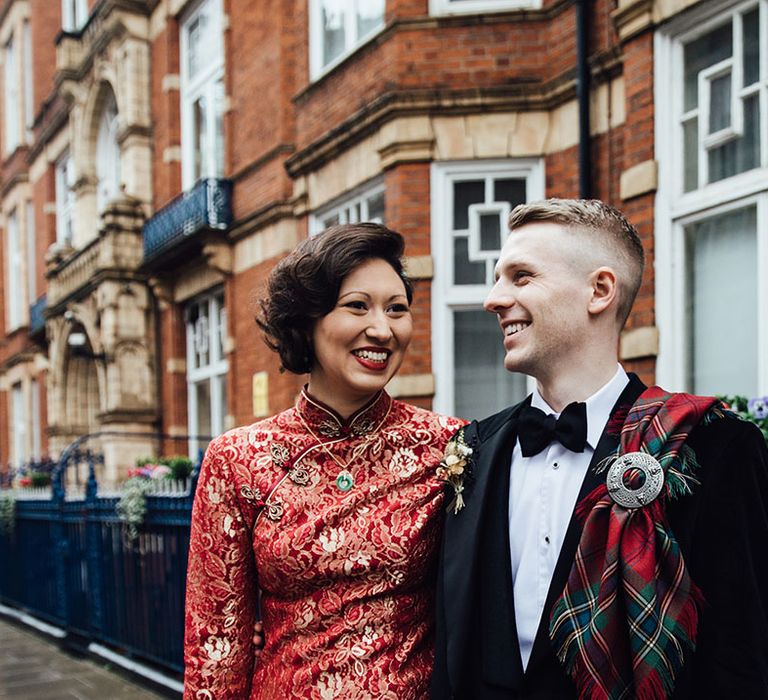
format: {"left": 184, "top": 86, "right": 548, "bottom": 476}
{"left": 748, "top": 397, "right": 768, "bottom": 420}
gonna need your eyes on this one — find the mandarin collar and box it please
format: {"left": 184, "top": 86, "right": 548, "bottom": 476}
{"left": 296, "top": 387, "right": 392, "bottom": 438}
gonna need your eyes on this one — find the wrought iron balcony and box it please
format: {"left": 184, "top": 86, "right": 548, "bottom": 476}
{"left": 29, "top": 295, "right": 47, "bottom": 338}
{"left": 142, "top": 178, "right": 233, "bottom": 266}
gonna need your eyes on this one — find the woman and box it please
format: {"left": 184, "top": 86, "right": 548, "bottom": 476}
{"left": 184, "top": 223, "right": 464, "bottom": 699}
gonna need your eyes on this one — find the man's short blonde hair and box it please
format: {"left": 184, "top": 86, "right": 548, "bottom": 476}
{"left": 507, "top": 198, "right": 645, "bottom": 328}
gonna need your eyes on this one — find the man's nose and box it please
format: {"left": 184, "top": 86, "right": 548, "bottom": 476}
{"left": 483, "top": 281, "right": 512, "bottom": 313}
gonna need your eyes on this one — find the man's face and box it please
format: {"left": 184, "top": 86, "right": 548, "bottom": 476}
{"left": 483, "top": 222, "right": 595, "bottom": 381}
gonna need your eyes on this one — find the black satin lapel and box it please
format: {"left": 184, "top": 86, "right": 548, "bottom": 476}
{"left": 443, "top": 406, "right": 523, "bottom": 692}
{"left": 526, "top": 374, "right": 647, "bottom": 671}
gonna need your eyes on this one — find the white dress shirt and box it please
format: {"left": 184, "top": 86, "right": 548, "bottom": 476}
{"left": 509, "top": 365, "right": 629, "bottom": 669}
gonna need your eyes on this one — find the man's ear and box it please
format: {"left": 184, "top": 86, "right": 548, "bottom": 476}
{"left": 587, "top": 267, "right": 618, "bottom": 317}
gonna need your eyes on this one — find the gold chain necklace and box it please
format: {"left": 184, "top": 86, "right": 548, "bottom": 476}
{"left": 296, "top": 399, "right": 392, "bottom": 492}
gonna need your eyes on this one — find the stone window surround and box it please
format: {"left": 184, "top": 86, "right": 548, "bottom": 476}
{"left": 654, "top": 0, "right": 768, "bottom": 395}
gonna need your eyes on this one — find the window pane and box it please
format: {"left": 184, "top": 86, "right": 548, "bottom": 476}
{"left": 216, "top": 374, "right": 227, "bottom": 436}
{"left": 213, "top": 78, "right": 225, "bottom": 177}
{"left": 683, "top": 117, "right": 699, "bottom": 192}
{"left": 187, "top": 16, "right": 203, "bottom": 78}
{"left": 357, "top": 0, "right": 384, "bottom": 38}
{"left": 192, "top": 96, "right": 207, "bottom": 181}
{"left": 453, "top": 309, "right": 527, "bottom": 420}
{"left": 323, "top": 213, "right": 340, "bottom": 228}
{"left": 685, "top": 206, "right": 757, "bottom": 396}
{"left": 479, "top": 213, "right": 502, "bottom": 251}
{"left": 708, "top": 73, "right": 731, "bottom": 133}
{"left": 194, "top": 380, "right": 212, "bottom": 439}
{"left": 367, "top": 190, "right": 385, "bottom": 222}
{"left": 494, "top": 178, "right": 526, "bottom": 208}
{"left": 454, "top": 237, "right": 486, "bottom": 285}
{"left": 683, "top": 22, "right": 732, "bottom": 112}
{"left": 453, "top": 180, "right": 485, "bottom": 229}
{"left": 743, "top": 8, "right": 760, "bottom": 87}
{"left": 708, "top": 94, "right": 759, "bottom": 182}
{"left": 322, "top": 1, "right": 346, "bottom": 67}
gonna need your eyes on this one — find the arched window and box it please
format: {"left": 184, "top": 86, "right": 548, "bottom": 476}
{"left": 96, "top": 91, "right": 121, "bottom": 213}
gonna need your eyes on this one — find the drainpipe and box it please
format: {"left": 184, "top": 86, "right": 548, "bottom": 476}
{"left": 576, "top": 0, "right": 591, "bottom": 199}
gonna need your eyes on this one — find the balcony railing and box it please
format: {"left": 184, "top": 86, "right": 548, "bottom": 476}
{"left": 142, "top": 178, "right": 233, "bottom": 264}
{"left": 29, "top": 295, "right": 47, "bottom": 337}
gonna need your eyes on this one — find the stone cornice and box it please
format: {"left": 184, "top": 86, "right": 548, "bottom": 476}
{"left": 286, "top": 50, "right": 622, "bottom": 178}
{"left": 227, "top": 200, "right": 296, "bottom": 243}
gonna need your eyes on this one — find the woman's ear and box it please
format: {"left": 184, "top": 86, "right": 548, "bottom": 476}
{"left": 587, "top": 266, "right": 618, "bottom": 317}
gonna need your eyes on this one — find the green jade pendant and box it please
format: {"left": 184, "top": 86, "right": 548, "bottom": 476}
{"left": 335, "top": 470, "right": 354, "bottom": 491}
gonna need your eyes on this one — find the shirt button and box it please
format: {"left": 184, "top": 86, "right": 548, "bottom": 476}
{"left": 552, "top": 462, "right": 559, "bottom": 470}
{"left": 544, "top": 535, "right": 550, "bottom": 544}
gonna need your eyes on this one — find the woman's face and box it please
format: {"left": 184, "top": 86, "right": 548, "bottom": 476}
{"left": 309, "top": 258, "right": 413, "bottom": 415}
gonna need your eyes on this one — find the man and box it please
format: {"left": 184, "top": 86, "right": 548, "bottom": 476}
{"left": 431, "top": 199, "right": 768, "bottom": 699}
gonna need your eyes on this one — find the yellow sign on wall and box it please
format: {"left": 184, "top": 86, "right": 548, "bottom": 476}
{"left": 252, "top": 372, "right": 269, "bottom": 417}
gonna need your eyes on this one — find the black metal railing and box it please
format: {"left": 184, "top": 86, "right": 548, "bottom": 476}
{"left": 0, "top": 432, "right": 211, "bottom": 678}
{"left": 142, "top": 178, "right": 233, "bottom": 263}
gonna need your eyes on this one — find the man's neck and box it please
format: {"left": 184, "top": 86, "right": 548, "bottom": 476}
{"left": 535, "top": 359, "right": 620, "bottom": 413}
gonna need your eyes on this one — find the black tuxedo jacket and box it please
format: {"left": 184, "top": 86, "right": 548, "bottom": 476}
{"left": 431, "top": 375, "right": 768, "bottom": 699}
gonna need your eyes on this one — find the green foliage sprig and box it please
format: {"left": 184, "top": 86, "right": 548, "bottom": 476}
{"left": 0, "top": 493, "right": 16, "bottom": 536}
{"left": 718, "top": 395, "right": 768, "bottom": 442}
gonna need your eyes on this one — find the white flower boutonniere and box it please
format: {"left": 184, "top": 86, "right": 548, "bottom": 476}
{"left": 437, "top": 431, "right": 474, "bottom": 515}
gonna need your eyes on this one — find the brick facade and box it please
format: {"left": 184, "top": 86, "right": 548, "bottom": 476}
{"left": 0, "top": 0, "right": 722, "bottom": 480}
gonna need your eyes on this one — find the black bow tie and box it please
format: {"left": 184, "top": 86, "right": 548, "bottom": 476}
{"left": 518, "top": 401, "right": 588, "bottom": 458}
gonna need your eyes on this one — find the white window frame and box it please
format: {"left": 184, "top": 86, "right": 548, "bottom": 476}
{"left": 309, "top": 178, "right": 385, "bottom": 235}
{"left": 186, "top": 291, "right": 228, "bottom": 458}
{"left": 26, "top": 200, "right": 36, "bottom": 305}
{"left": 23, "top": 20, "right": 33, "bottom": 143}
{"left": 62, "top": 0, "right": 88, "bottom": 32}
{"left": 4, "top": 34, "right": 19, "bottom": 154}
{"left": 10, "top": 382, "right": 27, "bottom": 468}
{"left": 180, "top": 0, "right": 225, "bottom": 190}
{"left": 31, "top": 378, "right": 41, "bottom": 460}
{"left": 96, "top": 92, "right": 121, "bottom": 212}
{"left": 430, "top": 159, "right": 544, "bottom": 414}
{"left": 655, "top": 0, "right": 768, "bottom": 395}
{"left": 55, "top": 152, "right": 75, "bottom": 245}
{"left": 309, "top": 0, "right": 385, "bottom": 80}
{"left": 6, "top": 208, "right": 24, "bottom": 330}
{"left": 429, "top": 0, "right": 540, "bottom": 15}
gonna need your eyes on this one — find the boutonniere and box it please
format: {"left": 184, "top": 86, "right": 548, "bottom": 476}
{"left": 436, "top": 430, "right": 474, "bottom": 515}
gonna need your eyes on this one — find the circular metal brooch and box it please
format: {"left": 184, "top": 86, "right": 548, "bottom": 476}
{"left": 606, "top": 452, "right": 665, "bottom": 509}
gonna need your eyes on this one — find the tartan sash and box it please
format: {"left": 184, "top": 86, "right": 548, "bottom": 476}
{"left": 549, "top": 387, "right": 722, "bottom": 700}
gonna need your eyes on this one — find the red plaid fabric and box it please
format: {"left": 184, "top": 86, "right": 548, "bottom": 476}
{"left": 549, "top": 387, "right": 720, "bottom": 700}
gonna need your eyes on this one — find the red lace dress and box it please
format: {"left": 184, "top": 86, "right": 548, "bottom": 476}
{"left": 183, "top": 389, "right": 464, "bottom": 699}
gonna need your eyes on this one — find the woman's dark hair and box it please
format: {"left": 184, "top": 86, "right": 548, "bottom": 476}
{"left": 257, "top": 222, "right": 413, "bottom": 374}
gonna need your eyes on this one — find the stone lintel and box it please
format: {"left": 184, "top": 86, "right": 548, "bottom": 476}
{"left": 386, "top": 373, "right": 435, "bottom": 398}
{"left": 620, "top": 159, "right": 658, "bottom": 201}
{"left": 620, "top": 325, "right": 659, "bottom": 360}
{"left": 166, "top": 358, "right": 187, "bottom": 374}
{"left": 404, "top": 255, "right": 433, "bottom": 281}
